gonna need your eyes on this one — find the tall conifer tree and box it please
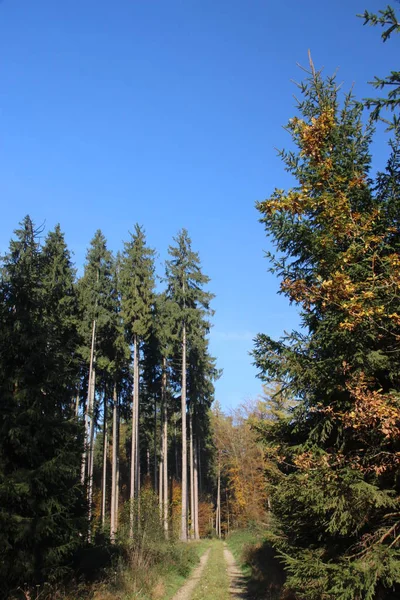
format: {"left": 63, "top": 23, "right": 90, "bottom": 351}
{"left": 120, "top": 224, "right": 155, "bottom": 531}
{"left": 253, "top": 53, "right": 400, "bottom": 598}
{"left": 0, "top": 217, "right": 86, "bottom": 592}
{"left": 77, "top": 230, "right": 114, "bottom": 529}
{"left": 165, "top": 229, "right": 214, "bottom": 541}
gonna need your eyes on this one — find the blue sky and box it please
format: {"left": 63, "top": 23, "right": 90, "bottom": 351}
{"left": 1, "top": 0, "right": 398, "bottom": 409}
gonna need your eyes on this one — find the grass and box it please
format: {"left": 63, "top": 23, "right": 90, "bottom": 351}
{"left": 114, "top": 538, "right": 211, "bottom": 600}
{"left": 226, "top": 529, "right": 289, "bottom": 600}
{"left": 190, "top": 539, "right": 230, "bottom": 600}
{"left": 226, "top": 529, "right": 262, "bottom": 580}
{"left": 8, "top": 539, "right": 212, "bottom": 600}
{"left": 160, "top": 539, "right": 212, "bottom": 600}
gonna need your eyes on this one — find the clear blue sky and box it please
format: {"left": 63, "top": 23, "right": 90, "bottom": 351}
{"left": 1, "top": 0, "right": 398, "bottom": 409}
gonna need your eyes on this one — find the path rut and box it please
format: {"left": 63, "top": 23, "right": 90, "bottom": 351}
{"left": 223, "top": 543, "right": 248, "bottom": 599}
{"left": 171, "top": 548, "right": 211, "bottom": 600}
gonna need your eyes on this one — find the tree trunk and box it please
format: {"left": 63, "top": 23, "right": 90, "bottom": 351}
{"left": 110, "top": 383, "right": 118, "bottom": 541}
{"left": 75, "top": 388, "right": 80, "bottom": 418}
{"left": 216, "top": 457, "right": 221, "bottom": 538}
{"left": 130, "top": 333, "right": 139, "bottom": 536}
{"left": 135, "top": 335, "right": 140, "bottom": 498}
{"left": 189, "top": 410, "right": 194, "bottom": 539}
{"left": 198, "top": 436, "right": 203, "bottom": 496}
{"left": 115, "top": 403, "right": 120, "bottom": 532}
{"left": 154, "top": 398, "right": 158, "bottom": 491}
{"left": 162, "top": 358, "right": 169, "bottom": 537}
{"left": 180, "top": 322, "right": 187, "bottom": 541}
{"left": 101, "top": 391, "right": 108, "bottom": 528}
{"left": 194, "top": 430, "right": 199, "bottom": 539}
{"left": 174, "top": 418, "right": 179, "bottom": 479}
{"left": 159, "top": 443, "right": 163, "bottom": 516}
{"left": 87, "top": 364, "right": 96, "bottom": 539}
{"left": 81, "top": 319, "right": 96, "bottom": 484}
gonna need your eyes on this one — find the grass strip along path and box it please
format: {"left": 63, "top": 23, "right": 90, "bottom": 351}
{"left": 172, "top": 539, "right": 248, "bottom": 600}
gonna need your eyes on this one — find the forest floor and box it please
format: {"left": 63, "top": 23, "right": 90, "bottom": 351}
{"left": 171, "top": 539, "right": 248, "bottom": 600}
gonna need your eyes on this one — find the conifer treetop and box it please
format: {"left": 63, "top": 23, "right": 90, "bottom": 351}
{"left": 120, "top": 223, "right": 156, "bottom": 340}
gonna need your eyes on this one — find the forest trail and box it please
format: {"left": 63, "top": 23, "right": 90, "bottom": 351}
{"left": 223, "top": 543, "right": 248, "bottom": 598}
{"left": 171, "top": 540, "right": 248, "bottom": 600}
{"left": 171, "top": 547, "right": 211, "bottom": 600}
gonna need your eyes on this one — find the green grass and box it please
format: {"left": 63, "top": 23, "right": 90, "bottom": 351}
{"left": 86, "top": 538, "right": 212, "bottom": 600}
{"left": 226, "top": 529, "right": 262, "bottom": 580}
{"left": 190, "top": 539, "right": 230, "bottom": 600}
{"left": 161, "top": 539, "right": 212, "bottom": 600}
{"left": 226, "top": 529, "right": 288, "bottom": 600}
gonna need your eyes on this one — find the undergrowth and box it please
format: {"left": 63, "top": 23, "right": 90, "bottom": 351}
{"left": 7, "top": 490, "right": 203, "bottom": 600}
{"left": 226, "top": 528, "right": 294, "bottom": 600}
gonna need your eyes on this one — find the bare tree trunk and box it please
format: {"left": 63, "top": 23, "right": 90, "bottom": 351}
{"left": 174, "top": 418, "right": 179, "bottom": 479}
{"left": 87, "top": 364, "right": 96, "bottom": 540}
{"left": 154, "top": 398, "right": 158, "bottom": 491}
{"left": 216, "top": 457, "right": 221, "bottom": 538}
{"left": 110, "top": 383, "right": 118, "bottom": 541}
{"left": 180, "top": 322, "right": 187, "bottom": 541}
{"left": 75, "top": 388, "right": 80, "bottom": 418}
{"left": 189, "top": 410, "right": 194, "bottom": 539}
{"left": 115, "top": 403, "right": 120, "bottom": 532}
{"left": 194, "top": 431, "right": 199, "bottom": 539}
{"left": 130, "top": 333, "right": 139, "bottom": 536}
{"left": 81, "top": 319, "right": 96, "bottom": 484}
{"left": 135, "top": 335, "right": 140, "bottom": 498}
{"left": 162, "top": 359, "right": 169, "bottom": 537}
{"left": 197, "top": 436, "right": 203, "bottom": 496}
{"left": 159, "top": 446, "right": 163, "bottom": 516}
{"left": 101, "top": 392, "right": 108, "bottom": 529}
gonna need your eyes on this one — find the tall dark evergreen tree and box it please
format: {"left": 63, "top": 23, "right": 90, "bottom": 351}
{"left": 77, "top": 230, "right": 115, "bottom": 530}
{"left": 0, "top": 217, "right": 86, "bottom": 594}
{"left": 253, "top": 53, "right": 400, "bottom": 599}
{"left": 141, "top": 292, "right": 177, "bottom": 534}
{"left": 165, "top": 229, "right": 215, "bottom": 541}
{"left": 120, "top": 224, "right": 155, "bottom": 531}
{"left": 109, "top": 253, "right": 130, "bottom": 540}
{"left": 41, "top": 224, "right": 81, "bottom": 395}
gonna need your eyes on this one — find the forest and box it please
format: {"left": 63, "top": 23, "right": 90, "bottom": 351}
{"left": 1, "top": 4, "right": 400, "bottom": 600}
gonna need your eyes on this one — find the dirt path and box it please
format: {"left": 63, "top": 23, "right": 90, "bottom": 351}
{"left": 223, "top": 543, "right": 248, "bottom": 599}
{"left": 171, "top": 547, "right": 211, "bottom": 600}
{"left": 171, "top": 541, "right": 248, "bottom": 600}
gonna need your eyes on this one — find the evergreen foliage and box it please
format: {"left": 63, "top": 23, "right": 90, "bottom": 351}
{"left": 0, "top": 217, "right": 86, "bottom": 594}
{"left": 0, "top": 217, "right": 217, "bottom": 594}
{"left": 252, "top": 38, "right": 400, "bottom": 600}
{"left": 120, "top": 224, "right": 156, "bottom": 343}
{"left": 165, "top": 229, "right": 213, "bottom": 336}
{"left": 359, "top": 5, "right": 400, "bottom": 128}
{"left": 77, "top": 229, "right": 116, "bottom": 377}
{"left": 165, "top": 229, "right": 217, "bottom": 538}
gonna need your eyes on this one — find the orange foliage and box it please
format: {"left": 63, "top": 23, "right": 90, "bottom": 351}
{"left": 344, "top": 373, "right": 400, "bottom": 440}
{"left": 259, "top": 106, "right": 400, "bottom": 337}
{"left": 212, "top": 404, "right": 268, "bottom": 529}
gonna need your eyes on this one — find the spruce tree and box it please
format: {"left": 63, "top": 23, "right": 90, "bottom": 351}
{"left": 109, "top": 253, "right": 130, "bottom": 540}
{"left": 165, "top": 229, "right": 215, "bottom": 541}
{"left": 41, "top": 224, "right": 81, "bottom": 398}
{"left": 120, "top": 224, "right": 155, "bottom": 530}
{"left": 359, "top": 5, "right": 400, "bottom": 129}
{"left": 77, "top": 230, "right": 114, "bottom": 531}
{"left": 150, "top": 292, "right": 176, "bottom": 535}
{"left": 0, "top": 217, "right": 86, "bottom": 593}
{"left": 253, "top": 55, "right": 400, "bottom": 599}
